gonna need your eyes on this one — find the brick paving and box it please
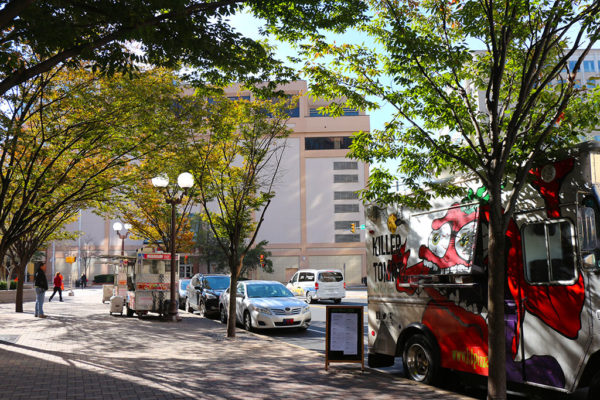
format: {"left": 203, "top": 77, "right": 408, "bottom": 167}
{"left": 0, "top": 288, "right": 474, "bottom": 399}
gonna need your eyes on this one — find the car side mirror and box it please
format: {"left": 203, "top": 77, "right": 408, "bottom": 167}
{"left": 236, "top": 292, "right": 244, "bottom": 298}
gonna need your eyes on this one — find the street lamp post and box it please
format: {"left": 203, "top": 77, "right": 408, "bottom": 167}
{"left": 112, "top": 222, "right": 132, "bottom": 256}
{"left": 152, "top": 172, "right": 194, "bottom": 322}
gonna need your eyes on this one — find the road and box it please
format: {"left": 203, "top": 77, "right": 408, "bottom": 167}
{"left": 250, "top": 290, "right": 587, "bottom": 400}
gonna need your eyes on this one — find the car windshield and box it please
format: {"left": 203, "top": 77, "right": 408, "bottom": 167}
{"left": 247, "top": 283, "right": 293, "bottom": 298}
{"left": 318, "top": 271, "right": 344, "bottom": 282}
{"left": 204, "top": 276, "right": 230, "bottom": 290}
{"left": 180, "top": 280, "right": 190, "bottom": 290}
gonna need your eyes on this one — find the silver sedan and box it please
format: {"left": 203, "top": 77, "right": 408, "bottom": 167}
{"left": 219, "top": 280, "right": 311, "bottom": 331}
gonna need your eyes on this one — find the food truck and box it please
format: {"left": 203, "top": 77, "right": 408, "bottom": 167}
{"left": 125, "top": 247, "right": 179, "bottom": 317}
{"left": 366, "top": 142, "right": 600, "bottom": 397}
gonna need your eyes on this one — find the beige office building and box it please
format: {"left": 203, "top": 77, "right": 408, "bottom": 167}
{"left": 46, "top": 81, "right": 369, "bottom": 285}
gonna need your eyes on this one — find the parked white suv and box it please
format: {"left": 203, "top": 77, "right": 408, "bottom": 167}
{"left": 286, "top": 269, "right": 346, "bottom": 304}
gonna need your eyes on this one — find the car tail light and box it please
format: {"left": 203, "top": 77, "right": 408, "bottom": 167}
{"left": 343, "top": 282, "right": 346, "bottom": 289}
{"left": 315, "top": 282, "right": 319, "bottom": 290}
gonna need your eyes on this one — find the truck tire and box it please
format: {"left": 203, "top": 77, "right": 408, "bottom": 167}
{"left": 589, "top": 370, "right": 600, "bottom": 400}
{"left": 402, "top": 334, "right": 440, "bottom": 385}
{"left": 186, "top": 298, "right": 193, "bottom": 313}
{"left": 306, "top": 292, "right": 313, "bottom": 304}
{"left": 368, "top": 352, "right": 395, "bottom": 368}
{"left": 333, "top": 298, "right": 342, "bottom": 304}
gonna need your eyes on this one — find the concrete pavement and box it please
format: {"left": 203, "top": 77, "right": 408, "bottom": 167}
{"left": 0, "top": 288, "right": 474, "bottom": 399}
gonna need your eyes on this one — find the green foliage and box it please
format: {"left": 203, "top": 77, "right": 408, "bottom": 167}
{"left": 301, "top": 0, "right": 600, "bottom": 212}
{"left": 0, "top": 280, "right": 17, "bottom": 290}
{"left": 0, "top": 1, "right": 367, "bottom": 95}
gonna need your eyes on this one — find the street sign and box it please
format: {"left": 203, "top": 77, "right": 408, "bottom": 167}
{"left": 65, "top": 256, "right": 76, "bottom": 263}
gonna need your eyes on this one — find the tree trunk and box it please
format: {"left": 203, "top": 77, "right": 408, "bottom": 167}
{"left": 487, "top": 199, "right": 507, "bottom": 400}
{"left": 15, "top": 261, "right": 26, "bottom": 313}
{"left": 226, "top": 257, "right": 241, "bottom": 338}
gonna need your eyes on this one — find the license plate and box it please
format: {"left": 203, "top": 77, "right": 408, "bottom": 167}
{"left": 283, "top": 318, "right": 294, "bottom": 325}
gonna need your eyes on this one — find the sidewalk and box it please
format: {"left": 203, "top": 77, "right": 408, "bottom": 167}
{"left": 0, "top": 288, "right": 473, "bottom": 400}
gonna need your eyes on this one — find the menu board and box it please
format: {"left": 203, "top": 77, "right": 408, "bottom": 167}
{"left": 325, "top": 305, "right": 364, "bottom": 370}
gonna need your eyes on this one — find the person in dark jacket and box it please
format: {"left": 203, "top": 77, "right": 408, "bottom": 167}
{"left": 48, "top": 272, "right": 63, "bottom": 302}
{"left": 81, "top": 273, "right": 87, "bottom": 288}
{"left": 34, "top": 264, "right": 48, "bottom": 318}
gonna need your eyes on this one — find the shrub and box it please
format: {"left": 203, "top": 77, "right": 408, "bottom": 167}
{"left": 0, "top": 280, "right": 17, "bottom": 290}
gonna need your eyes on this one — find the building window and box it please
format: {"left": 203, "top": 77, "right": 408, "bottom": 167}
{"left": 305, "top": 136, "right": 353, "bottom": 150}
{"left": 584, "top": 60, "right": 596, "bottom": 72}
{"left": 335, "top": 221, "right": 360, "bottom": 230}
{"left": 309, "top": 107, "right": 359, "bottom": 117}
{"left": 333, "top": 161, "right": 358, "bottom": 170}
{"left": 569, "top": 60, "right": 579, "bottom": 72}
{"left": 334, "top": 191, "right": 359, "bottom": 200}
{"left": 335, "top": 204, "right": 359, "bottom": 213}
{"left": 334, "top": 174, "right": 358, "bottom": 183}
{"left": 335, "top": 234, "right": 361, "bottom": 243}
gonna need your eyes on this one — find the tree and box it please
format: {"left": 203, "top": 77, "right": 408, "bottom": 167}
{"left": 0, "top": 66, "right": 187, "bottom": 302}
{"left": 8, "top": 211, "right": 79, "bottom": 312}
{"left": 190, "top": 95, "right": 291, "bottom": 337}
{"left": 99, "top": 173, "right": 196, "bottom": 254}
{"left": 199, "top": 235, "right": 274, "bottom": 278}
{"left": 0, "top": 1, "right": 367, "bottom": 96}
{"left": 300, "top": 1, "right": 600, "bottom": 398}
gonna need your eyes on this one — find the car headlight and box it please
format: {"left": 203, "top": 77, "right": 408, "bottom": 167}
{"left": 302, "top": 306, "right": 310, "bottom": 313}
{"left": 205, "top": 292, "right": 217, "bottom": 299}
{"left": 255, "top": 307, "right": 271, "bottom": 315}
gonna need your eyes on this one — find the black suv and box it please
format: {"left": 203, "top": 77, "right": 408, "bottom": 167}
{"left": 185, "top": 274, "right": 230, "bottom": 317}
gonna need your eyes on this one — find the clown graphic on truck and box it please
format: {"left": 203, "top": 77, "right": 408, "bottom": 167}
{"left": 366, "top": 141, "right": 600, "bottom": 398}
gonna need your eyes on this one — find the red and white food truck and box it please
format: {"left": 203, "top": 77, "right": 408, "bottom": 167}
{"left": 366, "top": 141, "right": 600, "bottom": 397}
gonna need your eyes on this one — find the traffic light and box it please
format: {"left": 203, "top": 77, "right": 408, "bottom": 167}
{"left": 350, "top": 223, "right": 356, "bottom": 233}
{"left": 260, "top": 254, "right": 265, "bottom": 268}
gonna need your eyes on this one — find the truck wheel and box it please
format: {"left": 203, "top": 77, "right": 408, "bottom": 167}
{"left": 402, "top": 334, "right": 439, "bottom": 385}
{"left": 588, "top": 370, "right": 600, "bottom": 400}
{"left": 220, "top": 306, "right": 227, "bottom": 324}
{"left": 306, "top": 292, "right": 313, "bottom": 304}
{"left": 333, "top": 298, "right": 342, "bottom": 304}
{"left": 126, "top": 305, "right": 134, "bottom": 317}
{"left": 186, "top": 299, "right": 193, "bottom": 313}
{"left": 198, "top": 301, "right": 206, "bottom": 318}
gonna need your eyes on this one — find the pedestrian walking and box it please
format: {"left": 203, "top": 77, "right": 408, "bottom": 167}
{"left": 48, "top": 272, "right": 63, "bottom": 302}
{"left": 33, "top": 264, "right": 48, "bottom": 318}
{"left": 81, "top": 273, "right": 87, "bottom": 288}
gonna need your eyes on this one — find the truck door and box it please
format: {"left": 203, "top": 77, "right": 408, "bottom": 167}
{"left": 520, "top": 218, "right": 582, "bottom": 386}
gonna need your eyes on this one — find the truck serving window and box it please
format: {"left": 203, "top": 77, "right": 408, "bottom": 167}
{"left": 522, "top": 221, "right": 577, "bottom": 284}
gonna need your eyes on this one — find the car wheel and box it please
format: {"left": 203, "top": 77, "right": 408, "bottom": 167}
{"left": 333, "top": 298, "right": 342, "bottom": 304}
{"left": 306, "top": 292, "right": 313, "bottom": 304}
{"left": 220, "top": 306, "right": 227, "bottom": 324}
{"left": 588, "top": 369, "right": 600, "bottom": 400}
{"left": 402, "top": 334, "right": 440, "bottom": 385}
{"left": 186, "top": 298, "right": 193, "bottom": 313}
{"left": 198, "top": 301, "right": 206, "bottom": 318}
{"left": 243, "top": 311, "right": 253, "bottom": 332}
{"left": 297, "top": 324, "right": 309, "bottom": 332}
